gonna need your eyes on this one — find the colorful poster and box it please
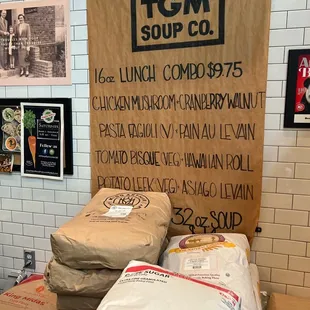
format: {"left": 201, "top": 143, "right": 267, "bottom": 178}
{"left": 21, "top": 102, "right": 64, "bottom": 180}
{"left": 0, "top": 104, "right": 19, "bottom": 172}
{"left": 0, "top": 0, "right": 71, "bottom": 86}
{"left": 285, "top": 50, "right": 310, "bottom": 127}
{"left": 88, "top": 0, "right": 271, "bottom": 241}
{"left": 1, "top": 105, "right": 21, "bottom": 153}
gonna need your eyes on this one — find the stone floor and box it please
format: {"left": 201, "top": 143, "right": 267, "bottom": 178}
{"left": 0, "top": 68, "right": 34, "bottom": 79}
{"left": 0, "top": 68, "right": 19, "bottom": 78}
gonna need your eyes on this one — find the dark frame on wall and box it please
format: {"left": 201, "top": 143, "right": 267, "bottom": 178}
{"left": 0, "top": 98, "right": 73, "bottom": 174}
{"left": 285, "top": 49, "right": 310, "bottom": 128}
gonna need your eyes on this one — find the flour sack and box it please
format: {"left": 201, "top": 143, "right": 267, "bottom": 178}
{"left": 159, "top": 233, "right": 256, "bottom": 310}
{"left": 44, "top": 257, "right": 121, "bottom": 298}
{"left": 57, "top": 295, "right": 101, "bottom": 310}
{"left": 51, "top": 188, "right": 171, "bottom": 269}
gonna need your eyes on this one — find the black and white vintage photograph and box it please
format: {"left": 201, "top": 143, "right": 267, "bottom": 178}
{"left": 0, "top": 0, "right": 71, "bottom": 85}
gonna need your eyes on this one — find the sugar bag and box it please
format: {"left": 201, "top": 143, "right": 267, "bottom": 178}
{"left": 97, "top": 260, "right": 242, "bottom": 310}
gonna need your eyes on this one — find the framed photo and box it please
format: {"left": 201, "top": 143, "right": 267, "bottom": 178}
{"left": 0, "top": 98, "right": 73, "bottom": 174}
{"left": 285, "top": 49, "right": 310, "bottom": 128}
{"left": 0, "top": 0, "right": 71, "bottom": 86}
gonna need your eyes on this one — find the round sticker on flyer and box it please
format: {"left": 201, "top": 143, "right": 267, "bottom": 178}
{"left": 296, "top": 103, "right": 305, "bottom": 112}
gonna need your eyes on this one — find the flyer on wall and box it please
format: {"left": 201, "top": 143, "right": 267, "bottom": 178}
{"left": 285, "top": 49, "right": 310, "bottom": 128}
{"left": 21, "top": 102, "right": 64, "bottom": 180}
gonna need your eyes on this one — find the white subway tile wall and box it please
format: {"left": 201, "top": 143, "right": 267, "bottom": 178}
{"left": 257, "top": 0, "right": 310, "bottom": 296}
{"left": 0, "top": 0, "right": 310, "bottom": 297}
{"left": 0, "top": 0, "right": 87, "bottom": 290}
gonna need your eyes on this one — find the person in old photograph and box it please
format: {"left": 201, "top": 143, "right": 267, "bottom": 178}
{"left": 16, "top": 14, "right": 31, "bottom": 77}
{"left": 0, "top": 10, "right": 9, "bottom": 70}
{"left": 8, "top": 25, "right": 17, "bottom": 69}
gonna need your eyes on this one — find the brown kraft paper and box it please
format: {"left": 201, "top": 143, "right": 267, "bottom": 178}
{"left": 51, "top": 188, "right": 172, "bottom": 269}
{"left": 44, "top": 257, "right": 122, "bottom": 298}
{"left": 87, "top": 0, "right": 271, "bottom": 242}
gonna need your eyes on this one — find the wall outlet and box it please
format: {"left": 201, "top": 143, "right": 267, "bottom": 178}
{"left": 24, "top": 250, "right": 36, "bottom": 270}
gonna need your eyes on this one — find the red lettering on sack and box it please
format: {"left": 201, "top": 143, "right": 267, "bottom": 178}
{"left": 4, "top": 292, "right": 21, "bottom": 299}
{"left": 22, "top": 296, "right": 45, "bottom": 305}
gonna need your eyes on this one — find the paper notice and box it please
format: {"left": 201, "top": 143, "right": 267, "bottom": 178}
{"left": 183, "top": 257, "right": 211, "bottom": 271}
{"left": 103, "top": 205, "right": 133, "bottom": 218}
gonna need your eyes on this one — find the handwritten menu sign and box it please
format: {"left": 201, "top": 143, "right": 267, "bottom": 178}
{"left": 88, "top": 0, "right": 271, "bottom": 240}
{"left": 21, "top": 103, "right": 64, "bottom": 180}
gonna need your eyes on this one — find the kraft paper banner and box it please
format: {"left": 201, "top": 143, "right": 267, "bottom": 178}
{"left": 88, "top": 0, "right": 271, "bottom": 241}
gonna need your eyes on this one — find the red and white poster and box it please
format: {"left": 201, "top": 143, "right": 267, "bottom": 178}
{"left": 285, "top": 50, "right": 310, "bottom": 128}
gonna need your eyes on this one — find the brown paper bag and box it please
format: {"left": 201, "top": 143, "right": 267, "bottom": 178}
{"left": 268, "top": 293, "right": 310, "bottom": 310}
{"left": 51, "top": 188, "right": 172, "bottom": 269}
{"left": 57, "top": 295, "right": 101, "bottom": 310}
{"left": 0, "top": 276, "right": 56, "bottom": 310}
{"left": 44, "top": 257, "right": 121, "bottom": 298}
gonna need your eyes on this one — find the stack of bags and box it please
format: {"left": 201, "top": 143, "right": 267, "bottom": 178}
{"left": 44, "top": 188, "right": 172, "bottom": 310}
{"left": 95, "top": 233, "right": 261, "bottom": 310}
{"left": 159, "top": 233, "right": 260, "bottom": 310}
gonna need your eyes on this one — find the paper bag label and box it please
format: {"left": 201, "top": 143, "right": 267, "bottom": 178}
{"left": 103, "top": 205, "right": 133, "bottom": 218}
{"left": 183, "top": 257, "right": 211, "bottom": 271}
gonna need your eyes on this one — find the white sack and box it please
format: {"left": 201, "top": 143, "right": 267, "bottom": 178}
{"left": 97, "top": 260, "right": 242, "bottom": 310}
{"left": 250, "top": 263, "right": 262, "bottom": 310}
{"left": 159, "top": 233, "right": 256, "bottom": 310}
